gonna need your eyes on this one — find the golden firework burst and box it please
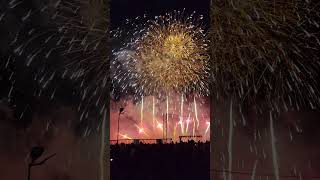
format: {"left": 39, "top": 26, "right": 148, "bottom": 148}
{"left": 134, "top": 13, "right": 210, "bottom": 95}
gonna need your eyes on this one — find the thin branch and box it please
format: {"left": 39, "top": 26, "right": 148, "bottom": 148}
{"left": 29, "top": 153, "right": 57, "bottom": 167}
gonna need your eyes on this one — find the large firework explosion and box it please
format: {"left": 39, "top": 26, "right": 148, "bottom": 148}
{"left": 110, "top": 11, "right": 211, "bottom": 142}
{"left": 210, "top": 0, "right": 320, "bottom": 111}
{"left": 112, "top": 11, "right": 210, "bottom": 98}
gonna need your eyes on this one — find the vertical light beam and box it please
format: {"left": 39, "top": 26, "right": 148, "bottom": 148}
{"left": 100, "top": 109, "right": 107, "bottom": 180}
{"left": 270, "top": 111, "right": 280, "bottom": 180}
{"left": 141, "top": 96, "right": 144, "bottom": 126}
{"left": 194, "top": 96, "right": 200, "bottom": 129}
{"left": 153, "top": 96, "right": 155, "bottom": 130}
{"left": 180, "top": 94, "right": 185, "bottom": 135}
{"left": 251, "top": 160, "right": 258, "bottom": 180}
{"left": 166, "top": 94, "right": 169, "bottom": 138}
{"left": 228, "top": 99, "right": 234, "bottom": 180}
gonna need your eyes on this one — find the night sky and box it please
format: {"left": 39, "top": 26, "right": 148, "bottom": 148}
{"left": 111, "top": 0, "right": 210, "bottom": 28}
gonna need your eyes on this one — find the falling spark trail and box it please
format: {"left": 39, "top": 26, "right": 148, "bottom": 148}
{"left": 180, "top": 94, "right": 184, "bottom": 134}
{"left": 186, "top": 114, "right": 191, "bottom": 134}
{"left": 100, "top": 109, "right": 107, "bottom": 180}
{"left": 8, "top": 85, "right": 13, "bottom": 101}
{"left": 204, "top": 121, "right": 210, "bottom": 138}
{"left": 152, "top": 97, "right": 155, "bottom": 130}
{"left": 186, "top": 120, "right": 189, "bottom": 134}
{"left": 193, "top": 96, "right": 197, "bottom": 137}
{"left": 194, "top": 96, "right": 200, "bottom": 129}
{"left": 222, "top": 167, "right": 227, "bottom": 180}
{"left": 166, "top": 95, "right": 169, "bottom": 135}
{"left": 141, "top": 96, "right": 144, "bottom": 126}
{"left": 228, "top": 99, "right": 233, "bottom": 180}
{"left": 193, "top": 117, "right": 196, "bottom": 137}
{"left": 270, "top": 112, "right": 280, "bottom": 180}
{"left": 251, "top": 160, "right": 258, "bottom": 180}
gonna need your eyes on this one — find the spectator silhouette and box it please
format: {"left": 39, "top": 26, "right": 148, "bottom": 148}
{"left": 111, "top": 141, "right": 210, "bottom": 180}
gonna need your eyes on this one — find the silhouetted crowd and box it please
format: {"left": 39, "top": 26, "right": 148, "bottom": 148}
{"left": 111, "top": 140, "right": 210, "bottom": 180}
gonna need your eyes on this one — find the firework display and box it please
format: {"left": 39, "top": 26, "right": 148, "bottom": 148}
{"left": 1, "top": 0, "right": 320, "bottom": 179}
{"left": 3, "top": 0, "right": 319, "bottom": 146}
{"left": 110, "top": 11, "right": 211, "bottom": 142}
{"left": 112, "top": 11, "right": 210, "bottom": 97}
{"left": 210, "top": 0, "right": 320, "bottom": 111}
{"left": 3, "top": 0, "right": 211, "bottom": 142}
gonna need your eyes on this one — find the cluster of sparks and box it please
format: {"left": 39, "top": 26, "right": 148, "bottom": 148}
{"left": 112, "top": 11, "right": 210, "bottom": 97}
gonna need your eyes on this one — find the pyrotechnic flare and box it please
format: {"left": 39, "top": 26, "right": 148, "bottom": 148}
{"left": 119, "top": 134, "right": 132, "bottom": 140}
{"left": 157, "top": 121, "right": 163, "bottom": 130}
{"left": 112, "top": 11, "right": 210, "bottom": 97}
